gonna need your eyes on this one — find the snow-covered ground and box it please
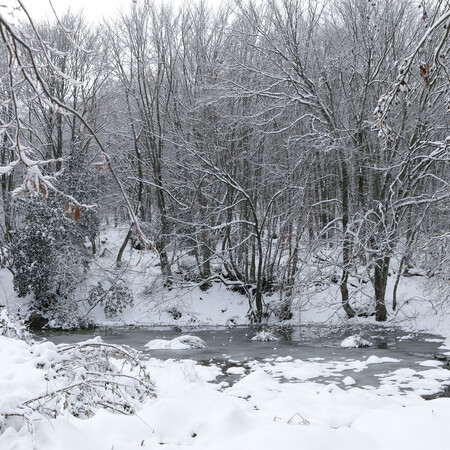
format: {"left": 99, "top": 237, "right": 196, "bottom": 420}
{"left": 2, "top": 225, "right": 450, "bottom": 449}
{"left": 1, "top": 330, "right": 450, "bottom": 450}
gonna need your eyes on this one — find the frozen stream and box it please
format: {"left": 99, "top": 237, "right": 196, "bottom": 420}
{"left": 39, "top": 324, "right": 449, "bottom": 394}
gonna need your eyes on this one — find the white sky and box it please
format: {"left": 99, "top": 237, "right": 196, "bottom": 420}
{"left": 5, "top": 0, "right": 219, "bottom": 22}
{"left": 17, "top": 0, "right": 142, "bottom": 21}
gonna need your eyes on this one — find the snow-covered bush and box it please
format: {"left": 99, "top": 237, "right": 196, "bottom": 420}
{"left": 39, "top": 338, "right": 153, "bottom": 417}
{"left": 45, "top": 300, "right": 95, "bottom": 330}
{"left": 0, "top": 309, "right": 30, "bottom": 340}
{"left": 0, "top": 337, "right": 154, "bottom": 436}
{"left": 86, "top": 281, "right": 134, "bottom": 318}
{"left": 251, "top": 330, "right": 279, "bottom": 342}
{"left": 10, "top": 198, "right": 58, "bottom": 303}
{"left": 10, "top": 193, "right": 97, "bottom": 317}
{"left": 270, "top": 298, "right": 294, "bottom": 321}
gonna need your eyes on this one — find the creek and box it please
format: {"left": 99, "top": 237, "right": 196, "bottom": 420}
{"left": 38, "top": 324, "right": 449, "bottom": 393}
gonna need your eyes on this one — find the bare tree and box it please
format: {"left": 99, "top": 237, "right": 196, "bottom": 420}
{"left": 0, "top": 1, "right": 152, "bottom": 247}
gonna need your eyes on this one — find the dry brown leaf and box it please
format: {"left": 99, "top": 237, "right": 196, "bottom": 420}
{"left": 73, "top": 206, "right": 81, "bottom": 222}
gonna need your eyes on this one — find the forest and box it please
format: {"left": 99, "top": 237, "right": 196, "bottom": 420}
{"left": 1, "top": 1, "right": 450, "bottom": 449}
{"left": 0, "top": 0, "right": 449, "bottom": 327}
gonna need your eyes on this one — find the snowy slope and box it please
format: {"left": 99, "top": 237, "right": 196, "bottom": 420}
{"left": 1, "top": 225, "right": 449, "bottom": 337}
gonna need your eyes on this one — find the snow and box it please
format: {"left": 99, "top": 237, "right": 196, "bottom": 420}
{"left": 341, "top": 335, "right": 373, "bottom": 348}
{"left": 144, "top": 335, "right": 207, "bottom": 350}
{"left": 2, "top": 327, "right": 450, "bottom": 449}
{"left": 419, "top": 360, "right": 444, "bottom": 368}
{"left": 226, "top": 366, "right": 246, "bottom": 375}
{"left": 342, "top": 376, "right": 356, "bottom": 386}
{"left": 2, "top": 227, "right": 450, "bottom": 448}
{"left": 4, "top": 225, "right": 446, "bottom": 334}
{"left": 251, "top": 330, "right": 279, "bottom": 341}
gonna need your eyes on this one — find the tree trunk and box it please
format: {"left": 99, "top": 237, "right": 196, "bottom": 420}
{"left": 197, "top": 181, "right": 211, "bottom": 280}
{"left": 392, "top": 256, "right": 405, "bottom": 311}
{"left": 153, "top": 162, "right": 172, "bottom": 280}
{"left": 116, "top": 224, "right": 134, "bottom": 265}
{"left": 374, "top": 256, "right": 389, "bottom": 321}
{"left": 340, "top": 270, "right": 355, "bottom": 318}
{"left": 340, "top": 150, "right": 356, "bottom": 319}
{"left": 253, "top": 227, "right": 264, "bottom": 322}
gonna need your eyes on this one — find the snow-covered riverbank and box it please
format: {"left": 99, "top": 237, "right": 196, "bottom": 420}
{"left": 1, "top": 326, "right": 450, "bottom": 450}
{"left": 3, "top": 225, "right": 448, "bottom": 335}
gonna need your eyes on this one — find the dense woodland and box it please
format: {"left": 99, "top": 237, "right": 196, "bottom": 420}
{"left": 0, "top": 0, "right": 448, "bottom": 325}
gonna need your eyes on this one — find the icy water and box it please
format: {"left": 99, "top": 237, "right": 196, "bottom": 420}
{"left": 39, "top": 324, "right": 449, "bottom": 392}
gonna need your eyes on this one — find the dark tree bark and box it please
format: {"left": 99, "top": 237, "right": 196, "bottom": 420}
{"left": 340, "top": 150, "right": 356, "bottom": 319}
{"left": 374, "top": 256, "right": 389, "bottom": 321}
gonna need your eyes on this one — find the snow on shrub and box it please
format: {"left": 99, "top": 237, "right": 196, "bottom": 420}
{"left": 0, "top": 309, "right": 30, "bottom": 341}
{"left": 0, "top": 336, "right": 154, "bottom": 438}
{"left": 9, "top": 195, "right": 97, "bottom": 316}
{"left": 251, "top": 330, "right": 279, "bottom": 342}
